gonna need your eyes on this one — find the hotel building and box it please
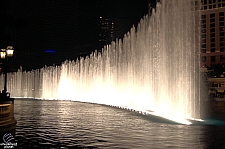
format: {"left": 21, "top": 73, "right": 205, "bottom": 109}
{"left": 98, "top": 16, "right": 115, "bottom": 49}
{"left": 200, "top": 0, "right": 225, "bottom": 67}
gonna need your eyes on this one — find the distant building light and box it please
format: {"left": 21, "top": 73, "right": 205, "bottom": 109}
{"left": 45, "top": 50, "right": 56, "bottom": 54}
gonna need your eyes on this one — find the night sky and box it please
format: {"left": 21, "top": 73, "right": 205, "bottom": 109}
{"left": 0, "top": 0, "right": 158, "bottom": 71}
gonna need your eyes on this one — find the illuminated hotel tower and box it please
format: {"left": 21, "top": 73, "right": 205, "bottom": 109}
{"left": 200, "top": 0, "right": 225, "bottom": 67}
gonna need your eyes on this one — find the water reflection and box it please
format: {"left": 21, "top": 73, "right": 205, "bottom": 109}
{"left": 200, "top": 126, "right": 225, "bottom": 148}
{"left": 13, "top": 99, "right": 225, "bottom": 148}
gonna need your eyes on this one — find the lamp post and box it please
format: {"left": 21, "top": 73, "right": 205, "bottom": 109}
{"left": 0, "top": 46, "right": 14, "bottom": 97}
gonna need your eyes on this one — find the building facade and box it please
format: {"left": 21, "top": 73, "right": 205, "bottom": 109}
{"left": 98, "top": 16, "right": 115, "bottom": 49}
{"left": 201, "top": 0, "right": 225, "bottom": 67}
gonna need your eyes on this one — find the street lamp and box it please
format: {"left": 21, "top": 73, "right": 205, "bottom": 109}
{"left": 0, "top": 49, "right": 6, "bottom": 59}
{"left": 0, "top": 46, "right": 14, "bottom": 59}
{"left": 0, "top": 46, "right": 14, "bottom": 98}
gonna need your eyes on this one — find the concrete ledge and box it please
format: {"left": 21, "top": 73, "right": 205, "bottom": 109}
{"left": 0, "top": 98, "right": 16, "bottom": 131}
{"left": 0, "top": 119, "right": 16, "bottom": 133}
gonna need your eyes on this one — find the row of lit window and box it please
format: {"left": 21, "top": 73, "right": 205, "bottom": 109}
{"left": 201, "top": 47, "right": 225, "bottom": 53}
{"left": 100, "top": 21, "right": 110, "bottom": 25}
{"left": 201, "top": 12, "right": 224, "bottom": 19}
{"left": 211, "top": 12, "right": 224, "bottom": 17}
{"left": 101, "top": 27, "right": 110, "bottom": 30}
{"left": 202, "top": 32, "right": 225, "bottom": 38}
{"left": 201, "top": 19, "right": 225, "bottom": 24}
{"left": 202, "top": 22, "right": 225, "bottom": 29}
{"left": 202, "top": 3, "right": 225, "bottom": 9}
{"left": 202, "top": 27, "right": 224, "bottom": 34}
{"left": 202, "top": 42, "right": 225, "bottom": 47}
{"left": 201, "top": 36, "right": 225, "bottom": 46}
{"left": 201, "top": 55, "right": 225, "bottom": 63}
{"left": 202, "top": 37, "right": 225, "bottom": 43}
{"left": 209, "top": 17, "right": 224, "bottom": 22}
{"left": 201, "top": 13, "right": 225, "bottom": 29}
{"left": 202, "top": 0, "right": 225, "bottom": 5}
{"left": 202, "top": 20, "right": 222, "bottom": 27}
{"left": 99, "top": 39, "right": 107, "bottom": 42}
{"left": 202, "top": 38, "right": 225, "bottom": 43}
{"left": 201, "top": 34, "right": 225, "bottom": 50}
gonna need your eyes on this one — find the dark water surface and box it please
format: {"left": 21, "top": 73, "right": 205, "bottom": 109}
{"left": 12, "top": 98, "right": 225, "bottom": 148}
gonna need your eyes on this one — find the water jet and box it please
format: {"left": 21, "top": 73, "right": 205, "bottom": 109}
{"left": 1, "top": 0, "right": 202, "bottom": 125}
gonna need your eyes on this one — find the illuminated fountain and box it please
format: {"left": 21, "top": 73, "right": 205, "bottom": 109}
{"left": 1, "top": 0, "right": 202, "bottom": 124}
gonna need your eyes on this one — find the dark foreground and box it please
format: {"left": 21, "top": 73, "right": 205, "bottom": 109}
{"left": 1, "top": 98, "right": 225, "bottom": 148}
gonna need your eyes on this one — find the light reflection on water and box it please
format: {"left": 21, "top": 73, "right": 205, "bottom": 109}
{"left": 13, "top": 98, "right": 225, "bottom": 148}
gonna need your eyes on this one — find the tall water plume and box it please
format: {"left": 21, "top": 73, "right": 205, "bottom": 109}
{"left": 1, "top": 0, "right": 201, "bottom": 121}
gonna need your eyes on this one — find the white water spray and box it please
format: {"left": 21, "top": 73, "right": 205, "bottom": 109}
{"left": 1, "top": 0, "right": 201, "bottom": 124}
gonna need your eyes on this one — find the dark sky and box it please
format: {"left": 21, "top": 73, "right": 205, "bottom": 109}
{"left": 0, "top": 0, "right": 157, "bottom": 71}
{"left": 99, "top": 0, "right": 150, "bottom": 22}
